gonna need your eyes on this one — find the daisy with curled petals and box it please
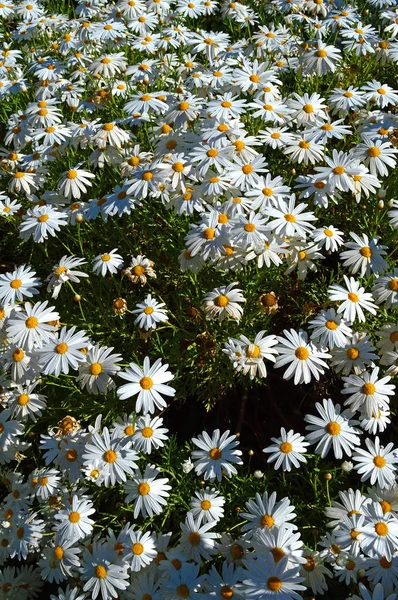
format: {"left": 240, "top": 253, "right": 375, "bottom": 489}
{"left": 6, "top": 301, "right": 59, "bottom": 350}
{"left": 264, "top": 196, "right": 317, "bottom": 239}
{"left": 341, "top": 367, "right": 395, "bottom": 418}
{"left": 376, "top": 324, "right": 398, "bottom": 354}
{"left": 308, "top": 308, "right": 352, "bottom": 349}
{"left": 304, "top": 398, "right": 361, "bottom": 459}
{"left": 131, "top": 294, "right": 168, "bottom": 331}
{"left": 202, "top": 282, "right": 246, "bottom": 322}
{"left": 274, "top": 328, "right": 331, "bottom": 385}
{"left": 263, "top": 427, "right": 309, "bottom": 471}
{"left": 300, "top": 549, "right": 332, "bottom": 595}
{"left": 359, "top": 501, "right": 398, "bottom": 561}
{"left": 240, "top": 491, "right": 297, "bottom": 537}
{"left": 46, "top": 255, "right": 88, "bottom": 299}
{"left": 76, "top": 345, "right": 122, "bottom": 395}
{"left": 178, "top": 512, "right": 220, "bottom": 563}
{"left": 352, "top": 437, "right": 398, "bottom": 489}
{"left": 330, "top": 332, "right": 379, "bottom": 376}
{"left": 372, "top": 269, "right": 398, "bottom": 309}
{"left": 125, "top": 528, "right": 157, "bottom": 572}
{"left": 125, "top": 464, "right": 171, "bottom": 519}
{"left": 123, "top": 255, "right": 156, "bottom": 286}
{"left": 54, "top": 494, "right": 95, "bottom": 543}
{"left": 133, "top": 415, "right": 169, "bottom": 454}
{"left": 39, "top": 326, "right": 89, "bottom": 377}
{"left": 191, "top": 429, "right": 243, "bottom": 482}
{"left": 328, "top": 275, "right": 378, "bottom": 323}
{"left": 117, "top": 357, "right": 176, "bottom": 414}
{"left": 57, "top": 166, "right": 95, "bottom": 200}
{"left": 80, "top": 541, "right": 129, "bottom": 600}
{"left": 92, "top": 249, "right": 124, "bottom": 277}
{"left": 82, "top": 426, "right": 138, "bottom": 487}
{"left": 19, "top": 206, "right": 68, "bottom": 244}
{"left": 243, "top": 555, "right": 305, "bottom": 599}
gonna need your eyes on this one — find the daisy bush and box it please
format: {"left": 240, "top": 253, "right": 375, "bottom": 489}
{"left": 1, "top": 0, "right": 398, "bottom": 598}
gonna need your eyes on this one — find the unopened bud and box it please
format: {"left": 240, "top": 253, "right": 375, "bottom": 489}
{"left": 253, "top": 470, "right": 264, "bottom": 479}
{"left": 324, "top": 472, "right": 332, "bottom": 481}
{"left": 74, "top": 294, "right": 81, "bottom": 303}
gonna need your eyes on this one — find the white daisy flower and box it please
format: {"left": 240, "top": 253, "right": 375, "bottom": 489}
{"left": 372, "top": 269, "right": 398, "bottom": 309}
{"left": 274, "top": 329, "right": 331, "bottom": 385}
{"left": 54, "top": 494, "right": 95, "bottom": 543}
{"left": 124, "top": 464, "right": 171, "bottom": 518}
{"left": 330, "top": 332, "right": 379, "bottom": 376}
{"left": 6, "top": 301, "right": 59, "bottom": 351}
{"left": 352, "top": 437, "right": 398, "bottom": 489}
{"left": 341, "top": 367, "right": 395, "bottom": 418}
{"left": 304, "top": 398, "right": 361, "bottom": 459}
{"left": 58, "top": 166, "right": 95, "bottom": 200}
{"left": 191, "top": 429, "right": 243, "bottom": 482}
{"left": 340, "top": 233, "right": 388, "bottom": 277}
{"left": 7, "top": 380, "right": 47, "bottom": 422}
{"left": 117, "top": 357, "right": 176, "bottom": 414}
{"left": 19, "top": 205, "right": 68, "bottom": 244}
{"left": 308, "top": 308, "right": 353, "bottom": 349}
{"left": 190, "top": 487, "right": 225, "bottom": 523}
{"left": 131, "top": 294, "right": 168, "bottom": 330}
{"left": 39, "top": 326, "right": 89, "bottom": 377}
{"left": 0, "top": 265, "right": 40, "bottom": 306}
{"left": 328, "top": 275, "right": 378, "bottom": 323}
{"left": 125, "top": 528, "right": 157, "bottom": 572}
{"left": 264, "top": 195, "right": 317, "bottom": 239}
{"left": 82, "top": 426, "right": 138, "bottom": 486}
{"left": 178, "top": 512, "right": 220, "bottom": 563}
{"left": 46, "top": 255, "right": 88, "bottom": 299}
{"left": 263, "top": 427, "right": 309, "bottom": 471}
{"left": 132, "top": 415, "right": 169, "bottom": 454}
{"left": 202, "top": 282, "right": 246, "bottom": 321}
{"left": 76, "top": 345, "right": 122, "bottom": 395}
{"left": 311, "top": 225, "right": 344, "bottom": 252}
{"left": 80, "top": 541, "right": 129, "bottom": 600}
{"left": 92, "top": 249, "right": 124, "bottom": 277}
{"left": 243, "top": 556, "right": 305, "bottom": 598}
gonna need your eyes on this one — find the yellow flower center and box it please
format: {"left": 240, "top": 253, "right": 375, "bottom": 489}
{"left": 138, "top": 482, "right": 150, "bottom": 495}
{"left": 348, "top": 292, "right": 359, "bottom": 302}
{"left": 209, "top": 447, "right": 222, "bottom": 460}
{"left": 142, "top": 426, "right": 153, "bottom": 438}
{"left": 56, "top": 343, "right": 68, "bottom": 354}
{"left": 142, "top": 171, "right": 153, "bottom": 181}
{"left": 280, "top": 441, "right": 293, "bottom": 453}
{"left": 101, "top": 254, "right": 111, "bottom": 262}
{"left": 316, "top": 49, "right": 327, "bottom": 57}
{"left": 260, "top": 514, "right": 274, "bottom": 528}
{"left": 178, "top": 101, "right": 189, "bottom": 111}
{"left": 95, "top": 565, "right": 107, "bottom": 579}
{"left": 380, "top": 556, "right": 392, "bottom": 568}
{"left": 267, "top": 576, "right": 282, "bottom": 591}
{"left": 249, "top": 74, "right": 260, "bottom": 83}
{"left": 242, "top": 164, "right": 253, "bottom": 174}
{"left": 38, "top": 214, "right": 49, "bottom": 223}
{"left": 67, "top": 169, "right": 78, "bottom": 179}
{"left": 90, "top": 363, "right": 102, "bottom": 376}
{"left": 326, "top": 421, "right": 341, "bottom": 436}
{"left": 13, "top": 349, "right": 25, "bottom": 362}
{"left": 375, "top": 522, "right": 389, "bottom": 536}
{"left": 188, "top": 532, "right": 201, "bottom": 546}
{"left": 203, "top": 227, "right": 215, "bottom": 240}
{"left": 295, "top": 347, "right": 309, "bottom": 360}
{"left": 201, "top": 499, "right": 211, "bottom": 510}
{"left": 284, "top": 213, "right": 296, "bottom": 222}
{"left": 220, "top": 585, "right": 234, "bottom": 599}
{"left": 143, "top": 306, "right": 154, "bottom": 314}
{"left": 54, "top": 546, "right": 64, "bottom": 560}
{"left": 103, "top": 450, "right": 117, "bottom": 463}
{"left": 303, "top": 556, "right": 316, "bottom": 571}
{"left": 132, "top": 542, "right": 144, "bottom": 555}
{"left": 214, "top": 295, "right": 229, "bottom": 307}
{"left": 140, "top": 376, "right": 153, "bottom": 390}
{"left": 390, "top": 331, "right": 398, "bottom": 343}
{"left": 18, "top": 394, "right": 30, "bottom": 406}
{"left": 362, "top": 382, "right": 376, "bottom": 395}
{"left": 69, "top": 511, "right": 80, "bottom": 523}
{"left": 388, "top": 279, "right": 398, "bottom": 292}
{"left": 221, "top": 100, "right": 232, "bottom": 108}
{"left": 380, "top": 500, "right": 392, "bottom": 514}
{"left": 368, "top": 147, "right": 381, "bottom": 157}
{"left": 373, "top": 455, "right": 386, "bottom": 468}
{"left": 346, "top": 347, "right": 359, "bottom": 360}
{"left": 299, "top": 140, "right": 311, "bottom": 149}
{"left": 25, "top": 316, "right": 38, "bottom": 328}
{"left": 244, "top": 223, "right": 256, "bottom": 232}
{"left": 246, "top": 344, "right": 261, "bottom": 359}
{"left": 303, "top": 104, "right": 313, "bottom": 113}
